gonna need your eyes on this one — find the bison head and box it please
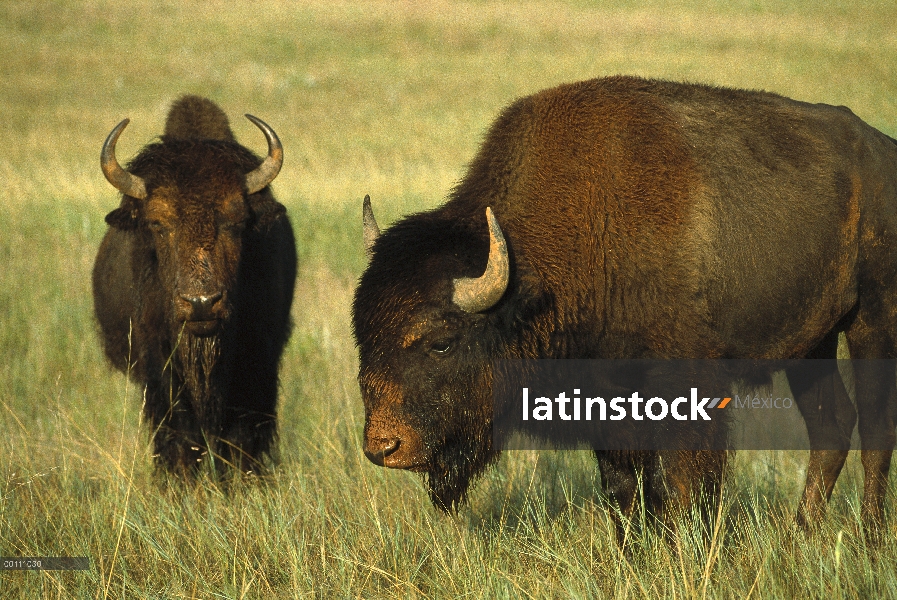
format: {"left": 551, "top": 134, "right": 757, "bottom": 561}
{"left": 353, "top": 198, "right": 511, "bottom": 510}
{"left": 99, "top": 114, "right": 284, "bottom": 339}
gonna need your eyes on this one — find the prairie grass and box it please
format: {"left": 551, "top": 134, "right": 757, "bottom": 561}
{"left": 1, "top": 0, "right": 896, "bottom": 597}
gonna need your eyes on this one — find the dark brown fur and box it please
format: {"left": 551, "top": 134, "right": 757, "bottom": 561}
{"left": 93, "top": 96, "right": 297, "bottom": 476}
{"left": 353, "top": 76, "right": 897, "bottom": 536}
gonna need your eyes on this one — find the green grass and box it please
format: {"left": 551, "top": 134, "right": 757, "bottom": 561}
{"left": 2, "top": 0, "right": 897, "bottom": 597}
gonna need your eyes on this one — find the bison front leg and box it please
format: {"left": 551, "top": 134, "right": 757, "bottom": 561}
{"left": 594, "top": 450, "right": 642, "bottom": 544}
{"left": 216, "top": 358, "right": 280, "bottom": 475}
{"left": 653, "top": 449, "right": 728, "bottom": 537}
{"left": 217, "top": 408, "right": 277, "bottom": 475}
{"left": 143, "top": 379, "right": 207, "bottom": 475}
{"left": 595, "top": 448, "right": 727, "bottom": 545}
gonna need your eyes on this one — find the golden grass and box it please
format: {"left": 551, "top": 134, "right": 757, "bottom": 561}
{"left": 1, "top": 0, "right": 896, "bottom": 596}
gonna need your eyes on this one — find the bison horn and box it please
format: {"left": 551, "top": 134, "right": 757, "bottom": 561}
{"left": 363, "top": 194, "right": 380, "bottom": 258}
{"left": 244, "top": 114, "right": 283, "bottom": 194}
{"left": 452, "top": 207, "right": 509, "bottom": 313}
{"left": 101, "top": 119, "right": 148, "bottom": 199}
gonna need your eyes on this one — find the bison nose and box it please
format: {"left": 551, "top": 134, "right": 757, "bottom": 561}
{"left": 179, "top": 292, "right": 223, "bottom": 320}
{"left": 364, "top": 437, "right": 400, "bottom": 466}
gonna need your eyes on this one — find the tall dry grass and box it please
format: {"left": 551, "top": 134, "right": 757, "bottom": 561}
{"left": 1, "top": 0, "right": 896, "bottom": 596}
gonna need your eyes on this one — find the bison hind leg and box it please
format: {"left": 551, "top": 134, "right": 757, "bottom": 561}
{"left": 843, "top": 252, "right": 897, "bottom": 539}
{"left": 843, "top": 356, "right": 896, "bottom": 541}
{"left": 787, "top": 328, "right": 856, "bottom": 532}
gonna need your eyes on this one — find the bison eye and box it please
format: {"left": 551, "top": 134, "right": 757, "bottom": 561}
{"left": 147, "top": 220, "right": 167, "bottom": 235}
{"left": 429, "top": 340, "right": 453, "bottom": 355}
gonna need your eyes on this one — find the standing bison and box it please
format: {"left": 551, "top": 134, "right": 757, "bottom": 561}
{"left": 93, "top": 95, "right": 297, "bottom": 476}
{"left": 353, "top": 76, "right": 897, "bottom": 534}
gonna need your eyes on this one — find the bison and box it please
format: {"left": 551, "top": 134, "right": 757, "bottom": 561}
{"left": 353, "top": 76, "right": 897, "bottom": 535}
{"left": 93, "top": 95, "right": 297, "bottom": 476}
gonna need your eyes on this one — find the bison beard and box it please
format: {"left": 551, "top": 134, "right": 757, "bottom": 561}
{"left": 424, "top": 414, "right": 496, "bottom": 512}
{"left": 175, "top": 332, "right": 224, "bottom": 441}
{"left": 425, "top": 444, "right": 480, "bottom": 512}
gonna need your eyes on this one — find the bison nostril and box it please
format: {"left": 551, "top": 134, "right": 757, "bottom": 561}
{"left": 179, "top": 292, "right": 223, "bottom": 318}
{"left": 379, "top": 438, "right": 400, "bottom": 456}
{"left": 364, "top": 437, "right": 400, "bottom": 465}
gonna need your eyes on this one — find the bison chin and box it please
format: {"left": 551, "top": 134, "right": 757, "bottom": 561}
{"left": 424, "top": 421, "right": 498, "bottom": 513}
{"left": 184, "top": 319, "right": 221, "bottom": 337}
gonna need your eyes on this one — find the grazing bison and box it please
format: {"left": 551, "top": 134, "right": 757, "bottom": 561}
{"left": 93, "top": 95, "right": 297, "bottom": 476}
{"left": 353, "top": 76, "right": 897, "bottom": 534}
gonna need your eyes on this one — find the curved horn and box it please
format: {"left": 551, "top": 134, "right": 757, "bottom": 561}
{"left": 363, "top": 194, "right": 380, "bottom": 258}
{"left": 452, "top": 207, "right": 509, "bottom": 313}
{"left": 101, "top": 119, "right": 147, "bottom": 199}
{"left": 244, "top": 114, "right": 283, "bottom": 194}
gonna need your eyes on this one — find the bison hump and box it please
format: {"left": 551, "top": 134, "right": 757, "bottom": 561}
{"left": 163, "top": 95, "right": 235, "bottom": 142}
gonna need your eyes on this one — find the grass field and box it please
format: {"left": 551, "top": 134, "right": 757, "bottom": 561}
{"left": 2, "top": 0, "right": 897, "bottom": 597}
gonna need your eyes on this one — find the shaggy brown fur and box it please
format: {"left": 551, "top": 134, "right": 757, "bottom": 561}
{"left": 93, "top": 95, "right": 297, "bottom": 476}
{"left": 353, "top": 76, "right": 897, "bottom": 538}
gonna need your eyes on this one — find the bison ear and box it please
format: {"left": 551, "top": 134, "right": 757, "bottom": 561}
{"left": 249, "top": 196, "right": 287, "bottom": 229}
{"left": 105, "top": 201, "right": 139, "bottom": 230}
